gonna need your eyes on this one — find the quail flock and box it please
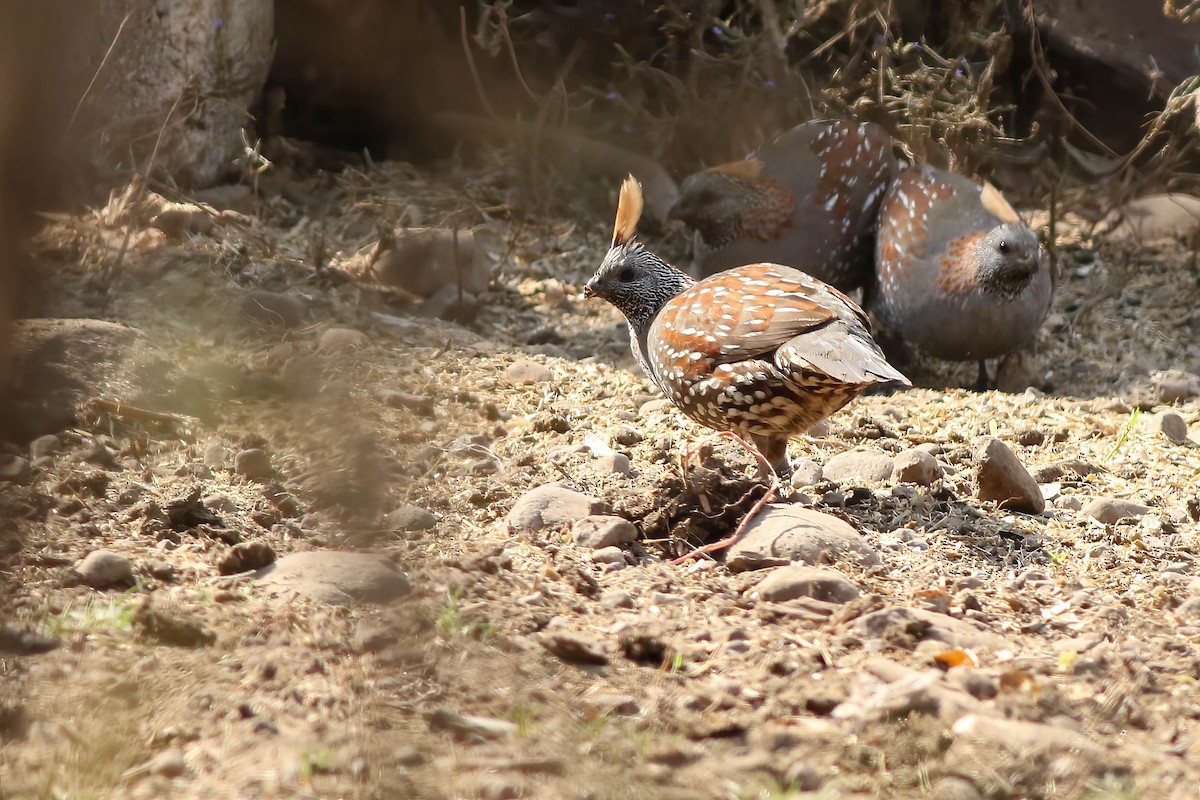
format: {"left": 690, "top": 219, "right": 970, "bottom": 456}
{"left": 669, "top": 121, "right": 1052, "bottom": 388}
{"left": 669, "top": 119, "right": 898, "bottom": 293}
{"left": 585, "top": 177, "right": 909, "bottom": 478}
{"left": 869, "top": 164, "right": 1052, "bottom": 388}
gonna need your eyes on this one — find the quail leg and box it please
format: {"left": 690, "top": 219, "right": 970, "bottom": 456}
{"left": 751, "top": 434, "right": 791, "bottom": 480}
{"left": 974, "top": 360, "right": 993, "bottom": 391}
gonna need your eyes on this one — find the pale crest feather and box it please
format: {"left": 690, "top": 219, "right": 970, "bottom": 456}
{"left": 613, "top": 176, "right": 644, "bottom": 247}
{"left": 979, "top": 181, "right": 1020, "bottom": 224}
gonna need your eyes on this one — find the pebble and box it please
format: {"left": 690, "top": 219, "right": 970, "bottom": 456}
{"left": 588, "top": 546, "right": 627, "bottom": 566}
{"left": 950, "top": 714, "right": 1104, "bottom": 759}
{"left": 1055, "top": 495, "right": 1083, "bottom": 511}
{"left": 370, "top": 227, "right": 489, "bottom": 297}
{"left": 29, "top": 434, "right": 63, "bottom": 459}
{"left": 387, "top": 504, "right": 436, "bottom": 532}
{"left": 855, "top": 606, "right": 1013, "bottom": 652}
{"left": 76, "top": 549, "right": 134, "bottom": 588}
{"left": 891, "top": 448, "right": 942, "bottom": 485}
{"left": 506, "top": 484, "right": 604, "bottom": 534}
{"left": 613, "top": 428, "right": 643, "bottom": 446}
{"left": 425, "top": 709, "right": 516, "bottom": 740}
{"left": 538, "top": 630, "right": 609, "bottom": 664}
{"left": 354, "top": 618, "right": 397, "bottom": 653}
{"left": 582, "top": 692, "right": 640, "bottom": 716}
{"left": 218, "top": 541, "right": 276, "bottom": 575}
{"left": 929, "top": 776, "right": 982, "bottom": 800}
{"left": 202, "top": 443, "right": 230, "bottom": 469}
{"left": 147, "top": 750, "right": 188, "bottom": 778}
{"left": 234, "top": 448, "right": 273, "bottom": 480}
{"left": 317, "top": 327, "right": 367, "bottom": 352}
{"left": 725, "top": 504, "right": 880, "bottom": 572}
{"left": 238, "top": 290, "right": 305, "bottom": 329}
{"left": 1149, "top": 369, "right": 1200, "bottom": 403}
{"left": 0, "top": 455, "right": 32, "bottom": 484}
{"left": 1149, "top": 410, "right": 1189, "bottom": 444}
{"left": 1082, "top": 497, "right": 1150, "bottom": 524}
{"left": 789, "top": 459, "right": 823, "bottom": 488}
{"left": 1176, "top": 596, "right": 1200, "bottom": 618}
{"left": 601, "top": 590, "right": 635, "bottom": 609}
{"left": 594, "top": 453, "right": 632, "bottom": 476}
{"left": 572, "top": 515, "right": 637, "bottom": 549}
{"left": 256, "top": 551, "right": 411, "bottom": 605}
{"left": 752, "top": 565, "right": 860, "bottom": 604}
{"left": 822, "top": 449, "right": 894, "bottom": 484}
{"left": 975, "top": 436, "right": 1045, "bottom": 514}
{"left": 505, "top": 360, "right": 552, "bottom": 384}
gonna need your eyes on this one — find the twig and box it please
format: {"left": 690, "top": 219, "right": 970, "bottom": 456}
{"left": 65, "top": 11, "right": 132, "bottom": 137}
{"left": 460, "top": 5, "right": 499, "bottom": 120}
{"left": 79, "top": 398, "right": 198, "bottom": 427}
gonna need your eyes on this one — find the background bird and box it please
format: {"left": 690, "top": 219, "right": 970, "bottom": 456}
{"left": 868, "top": 164, "right": 1053, "bottom": 389}
{"left": 586, "top": 177, "right": 909, "bottom": 481}
{"left": 668, "top": 119, "right": 898, "bottom": 293}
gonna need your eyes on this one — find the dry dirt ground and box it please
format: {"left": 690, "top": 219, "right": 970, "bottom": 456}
{"left": 2, "top": 161, "right": 1200, "bottom": 800}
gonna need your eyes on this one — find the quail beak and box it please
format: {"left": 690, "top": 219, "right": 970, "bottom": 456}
{"left": 583, "top": 276, "right": 598, "bottom": 299}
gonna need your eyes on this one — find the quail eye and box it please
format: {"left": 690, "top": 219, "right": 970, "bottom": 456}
{"left": 618, "top": 267, "right": 636, "bottom": 282}
{"left": 997, "top": 240, "right": 1010, "bottom": 254}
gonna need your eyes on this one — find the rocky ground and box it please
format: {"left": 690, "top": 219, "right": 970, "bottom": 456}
{"left": 2, "top": 162, "right": 1200, "bottom": 800}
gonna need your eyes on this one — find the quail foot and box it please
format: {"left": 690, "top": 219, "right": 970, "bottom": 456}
{"left": 586, "top": 177, "right": 909, "bottom": 480}
{"left": 869, "top": 164, "right": 1053, "bottom": 389}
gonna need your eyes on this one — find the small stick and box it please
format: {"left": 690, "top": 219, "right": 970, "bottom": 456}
{"left": 79, "top": 398, "right": 198, "bottom": 427}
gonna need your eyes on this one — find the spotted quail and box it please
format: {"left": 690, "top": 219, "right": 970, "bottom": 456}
{"left": 869, "top": 164, "right": 1053, "bottom": 388}
{"left": 669, "top": 119, "right": 898, "bottom": 292}
{"left": 585, "top": 177, "right": 910, "bottom": 477}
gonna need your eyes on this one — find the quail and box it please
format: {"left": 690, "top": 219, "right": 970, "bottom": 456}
{"left": 868, "top": 164, "right": 1053, "bottom": 388}
{"left": 586, "top": 177, "right": 909, "bottom": 479}
{"left": 669, "top": 119, "right": 898, "bottom": 293}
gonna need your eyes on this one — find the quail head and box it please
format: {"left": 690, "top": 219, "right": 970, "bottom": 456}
{"left": 669, "top": 119, "right": 898, "bottom": 293}
{"left": 868, "top": 164, "right": 1053, "bottom": 388}
{"left": 586, "top": 177, "right": 910, "bottom": 477}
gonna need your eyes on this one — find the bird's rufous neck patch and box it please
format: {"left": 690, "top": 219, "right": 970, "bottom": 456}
{"left": 613, "top": 176, "right": 644, "bottom": 247}
{"left": 979, "top": 181, "right": 1020, "bottom": 224}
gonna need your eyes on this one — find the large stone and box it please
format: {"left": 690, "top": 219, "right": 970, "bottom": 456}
{"left": 76, "top": 549, "right": 134, "bottom": 588}
{"left": 823, "top": 449, "right": 895, "bottom": 484}
{"left": 1149, "top": 411, "right": 1189, "bottom": 444}
{"left": 572, "top": 515, "right": 637, "bottom": 549}
{"left": 891, "top": 449, "right": 943, "bottom": 485}
{"left": 725, "top": 505, "right": 880, "bottom": 572}
{"left": 975, "top": 436, "right": 1045, "bottom": 514}
{"left": 370, "top": 228, "right": 489, "bottom": 298}
{"left": 1082, "top": 497, "right": 1150, "bottom": 524}
{"left": 507, "top": 484, "right": 604, "bottom": 535}
{"left": 65, "top": 1, "right": 274, "bottom": 186}
{"left": 854, "top": 606, "right": 1013, "bottom": 652}
{"left": 256, "top": 551, "right": 411, "bottom": 605}
{"left": 2, "top": 319, "right": 148, "bottom": 439}
{"left": 752, "top": 565, "right": 860, "bottom": 603}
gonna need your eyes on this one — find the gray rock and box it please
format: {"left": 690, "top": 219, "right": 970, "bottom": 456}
{"left": 1055, "top": 495, "right": 1083, "bottom": 511}
{"left": 1149, "top": 369, "right": 1200, "bottom": 403}
{"left": 789, "top": 459, "right": 823, "bottom": 488}
{"left": 1175, "top": 596, "right": 1200, "bottom": 618}
{"left": 822, "top": 449, "right": 895, "bottom": 484}
{"left": 239, "top": 290, "right": 305, "bottom": 329}
{"left": 387, "top": 504, "right": 436, "bottom": 532}
{"left": 753, "top": 565, "right": 860, "bottom": 603}
{"left": 539, "top": 630, "right": 609, "bottom": 664}
{"left": 256, "top": 551, "right": 411, "bottom": 605}
{"left": 950, "top": 713, "right": 1104, "bottom": 759}
{"left": 234, "top": 448, "right": 273, "bottom": 480}
{"left": 572, "top": 515, "right": 637, "bottom": 549}
{"left": 421, "top": 284, "right": 477, "bottom": 323}
{"left": 594, "top": 452, "right": 632, "bottom": 476}
{"left": 317, "top": 327, "right": 367, "bottom": 352}
{"left": 930, "top": 776, "right": 982, "bottom": 800}
{"left": 975, "top": 436, "right": 1045, "bottom": 514}
{"left": 0, "top": 455, "right": 31, "bottom": 484}
{"left": 725, "top": 505, "right": 880, "bottom": 572}
{"left": 854, "top": 606, "right": 1013, "bottom": 652}
{"left": 1082, "top": 497, "right": 1150, "bottom": 524}
{"left": 507, "top": 484, "right": 604, "bottom": 534}
{"left": 202, "top": 443, "right": 230, "bottom": 469}
{"left": 147, "top": 750, "right": 188, "bottom": 778}
{"left": 1149, "top": 410, "right": 1189, "bottom": 444}
{"left": 29, "top": 434, "right": 63, "bottom": 459}
{"left": 3, "top": 319, "right": 148, "bottom": 440}
{"left": 76, "top": 549, "right": 134, "bottom": 588}
{"left": 506, "top": 360, "right": 553, "bottom": 385}
{"left": 588, "top": 546, "right": 627, "bottom": 566}
{"left": 370, "top": 228, "right": 489, "bottom": 298}
{"left": 218, "top": 541, "right": 276, "bottom": 575}
{"left": 891, "top": 449, "right": 942, "bottom": 485}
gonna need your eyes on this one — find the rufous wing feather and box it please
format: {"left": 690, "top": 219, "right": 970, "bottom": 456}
{"left": 612, "top": 176, "right": 644, "bottom": 247}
